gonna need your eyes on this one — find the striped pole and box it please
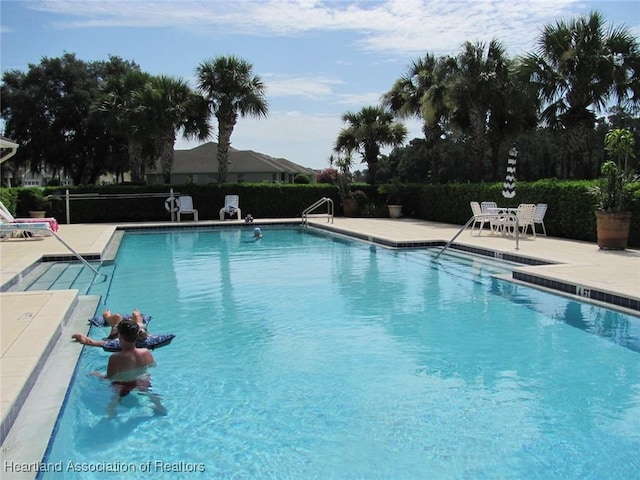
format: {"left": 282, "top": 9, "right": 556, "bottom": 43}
{"left": 502, "top": 146, "right": 518, "bottom": 199}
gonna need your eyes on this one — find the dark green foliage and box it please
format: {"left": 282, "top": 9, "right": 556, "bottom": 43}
{"left": 9, "top": 181, "right": 639, "bottom": 246}
{"left": 293, "top": 174, "right": 311, "bottom": 184}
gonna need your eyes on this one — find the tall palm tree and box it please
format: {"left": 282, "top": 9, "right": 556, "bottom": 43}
{"left": 195, "top": 56, "right": 268, "bottom": 183}
{"left": 334, "top": 106, "right": 407, "bottom": 184}
{"left": 94, "top": 70, "right": 154, "bottom": 183}
{"left": 517, "top": 11, "right": 640, "bottom": 178}
{"left": 137, "top": 75, "right": 211, "bottom": 184}
{"left": 382, "top": 53, "right": 454, "bottom": 147}
{"left": 449, "top": 40, "right": 512, "bottom": 181}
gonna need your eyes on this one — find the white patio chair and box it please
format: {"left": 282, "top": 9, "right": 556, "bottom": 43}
{"left": 177, "top": 196, "right": 198, "bottom": 222}
{"left": 480, "top": 201, "right": 501, "bottom": 233}
{"left": 470, "top": 202, "right": 486, "bottom": 235}
{"left": 533, "top": 203, "right": 548, "bottom": 236}
{"left": 503, "top": 203, "right": 536, "bottom": 237}
{"left": 219, "top": 195, "right": 241, "bottom": 220}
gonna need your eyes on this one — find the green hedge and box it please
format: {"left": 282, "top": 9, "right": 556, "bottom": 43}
{"left": 3, "top": 180, "right": 638, "bottom": 247}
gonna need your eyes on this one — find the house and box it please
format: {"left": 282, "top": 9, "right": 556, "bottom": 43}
{"left": 145, "top": 142, "right": 316, "bottom": 184}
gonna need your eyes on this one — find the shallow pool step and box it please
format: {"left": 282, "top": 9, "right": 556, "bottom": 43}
{"left": 10, "top": 262, "right": 109, "bottom": 294}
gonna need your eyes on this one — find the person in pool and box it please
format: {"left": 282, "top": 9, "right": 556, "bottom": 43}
{"left": 253, "top": 227, "right": 262, "bottom": 239}
{"left": 71, "top": 308, "right": 148, "bottom": 345}
{"left": 90, "top": 319, "right": 166, "bottom": 417}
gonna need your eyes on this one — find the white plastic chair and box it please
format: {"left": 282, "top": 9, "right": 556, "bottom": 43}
{"left": 503, "top": 203, "right": 536, "bottom": 237}
{"left": 470, "top": 202, "right": 486, "bottom": 235}
{"left": 177, "top": 196, "right": 198, "bottom": 221}
{"left": 219, "top": 195, "right": 241, "bottom": 220}
{"left": 533, "top": 203, "right": 548, "bottom": 236}
{"left": 480, "top": 201, "right": 501, "bottom": 234}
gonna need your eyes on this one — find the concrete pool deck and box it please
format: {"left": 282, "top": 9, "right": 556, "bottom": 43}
{"left": 1, "top": 218, "right": 639, "bottom": 477}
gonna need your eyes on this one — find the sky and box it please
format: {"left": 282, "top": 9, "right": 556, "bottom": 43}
{"left": 1, "top": 1, "right": 639, "bottom": 171}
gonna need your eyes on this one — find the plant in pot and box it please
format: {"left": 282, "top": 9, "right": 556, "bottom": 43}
{"left": 588, "top": 128, "right": 635, "bottom": 249}
{"left": 26, "top": 189, "right": 53, "bottom": 218}
{"left": 333, "top": 154, "right": 359, "bottom": 217}
{"left": 378, "top": 179, "right": 404, "bottom": 218}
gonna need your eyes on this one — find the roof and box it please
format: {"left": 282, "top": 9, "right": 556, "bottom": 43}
{"left": 167, "top": 142, "right": 315, "bottom": 175}
{"left": 0, "top": 136, "right": 19, "bottom": 164}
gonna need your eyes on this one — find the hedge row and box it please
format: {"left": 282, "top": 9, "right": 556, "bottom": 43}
{"left": 2, "top": 180, "right": 638, "bottom": 247}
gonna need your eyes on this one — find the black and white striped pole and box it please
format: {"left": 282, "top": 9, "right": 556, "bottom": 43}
{"left": 502, "top": 145, "right": 518, "bottom": 199}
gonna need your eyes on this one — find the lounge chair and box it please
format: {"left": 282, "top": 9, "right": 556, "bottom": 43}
{"left": 177, "top": 196, "right": 198, "bottom": 222}
{"left": 533, "top": 203, "right": 548, "bottom": 236}
{"left": 0, "top": 219, "right": 53, "bottom": 239}
{"left": 219, "top": 195, "right": 241, "bottom": 221}
{"left": 0, "top": 200, "right": 59, "bottom": 232}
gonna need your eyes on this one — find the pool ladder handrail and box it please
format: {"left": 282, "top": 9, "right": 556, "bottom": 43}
{"left": 50, "top": 230, "right": 106, "bottom": 280}
{"left": 434, "top": 213, "right": 519, "bottom": 260}
{"left": 302, "top": 197, "right": 334, "bottom": 227}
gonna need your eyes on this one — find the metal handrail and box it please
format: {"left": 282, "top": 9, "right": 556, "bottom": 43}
{"left": 434, "top": 213, "right": 519, "bottom": 260}
{"left": 302, "top": 197, "right": 334, "bottom": 227}
{"left": 50, "top": 229, "right": 106, "bottom": 279}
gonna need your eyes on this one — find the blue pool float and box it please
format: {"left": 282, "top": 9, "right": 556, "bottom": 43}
{"left": 88, "top": 313, "right": 175, "bottom": 352}
{"left": 102, "top": 333, "right": 176, "bottom": 352}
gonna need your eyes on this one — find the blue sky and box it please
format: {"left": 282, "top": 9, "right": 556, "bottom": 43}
{"left": 1, "top": 1, "right": 638, "bottom": 170}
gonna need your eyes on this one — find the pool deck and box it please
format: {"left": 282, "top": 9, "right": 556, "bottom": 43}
{"left": 1, "top": 217, "right": 639, "bottom": 477}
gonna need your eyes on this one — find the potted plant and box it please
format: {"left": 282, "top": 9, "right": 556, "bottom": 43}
{"left": 588, "top": 128, "right": 635, "bottom": 249}
{"left": 26, "top": 189, "right": 53, "bottom": 218}
{"left": 333, "top": 154, "right": 359, "bottom": 217}
{"left": 378, "top": 180, "right": 404, "bottom": 218}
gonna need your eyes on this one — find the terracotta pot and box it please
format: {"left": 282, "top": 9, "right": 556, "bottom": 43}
{"left": 387, "top": 205, "right": 402, "bottom": 219}
{"left": 342, "top": 198, "right": 359, "bottom": 217}
{"left": 595, "top": 211, "right": 631, "bottom": 250}
{"left": 29, "top": 211, "right": 47, "bottom": 218}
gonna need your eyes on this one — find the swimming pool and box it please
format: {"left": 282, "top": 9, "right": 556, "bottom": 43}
{"left": 40, "top": 227, "right": 640, "bottom": 479}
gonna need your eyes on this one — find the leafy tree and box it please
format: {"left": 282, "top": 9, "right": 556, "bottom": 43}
{"left": 334, "top": 106, "right": 407, "bottom": 184}
{"left": 517, "top": 10, "right": 640, "bottom": 178}
{"left": 195, "top": 56, "right": 268, "bottom": 183}
{"left": 1, "top": 53, "right": 136, "bottom": 184}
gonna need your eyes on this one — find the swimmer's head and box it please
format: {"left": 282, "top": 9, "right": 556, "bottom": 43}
{"left": 253, "top": 227, "right": 262, "bottom": 238}
{"left": 117, "top": 319, "right": 140, "bottom": 343}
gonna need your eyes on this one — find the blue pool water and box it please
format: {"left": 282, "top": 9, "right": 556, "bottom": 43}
{"left": 41, "top": 227, "right": 639, "bottom": 479}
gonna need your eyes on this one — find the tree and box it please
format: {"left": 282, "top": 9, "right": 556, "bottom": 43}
{"left": 195, "top": 56, "right": 268, "bottom": 183}
{"left": 1, "top": 53, "right": 136, "bottom": 184}
{"left": 94, "top": 70, "right": 157, "bottom": 183}
{"left": 137, "top": 76, "right": 210, "bottom": 184}
{"left": 448, "top": 40, "right": 514, "bottom": 181}
{"left": 334, "top": 106, "right": 407, "bottom": 184}
{"left": 382, "top": 53, "right": 454, "bottom": 147}
{"left": 517, "top": 10, "right": 640, "bottom": 178}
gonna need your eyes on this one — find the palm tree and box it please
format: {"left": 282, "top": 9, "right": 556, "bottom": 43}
{"left": 382, "top": 53, "right": 454, "bottom": 147}
{"left": 449, "top": 40, "right": 513, "bottom": 181}
{"left": 137, "top": 75, "right": 211, "bottom": 184}
{"left": 94, "top": 70, "right": 154, "bottom": 183}
{"left": 334, "top": 106, "right": 407, "bottom": 184}
{"left": 195, "top": 56, "right": 268, "bottom": 183}
{"left": 517, "top": 11, "right": 640, "bottom": 178}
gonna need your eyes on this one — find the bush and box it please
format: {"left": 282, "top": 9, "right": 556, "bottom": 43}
{"left": 293, "top": 174, "right": 311, "bottom": 184}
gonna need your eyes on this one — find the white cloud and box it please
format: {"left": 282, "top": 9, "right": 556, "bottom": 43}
{"left": 264, "top": 74, "right": 344, "bottom": 98}
{"left": 31, "top": 0, "right": 582, "bottom": 56}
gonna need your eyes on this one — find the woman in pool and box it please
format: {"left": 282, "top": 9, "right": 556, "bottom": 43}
{"left": 90, "top": 319, "right": 166, "bottom": 417}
